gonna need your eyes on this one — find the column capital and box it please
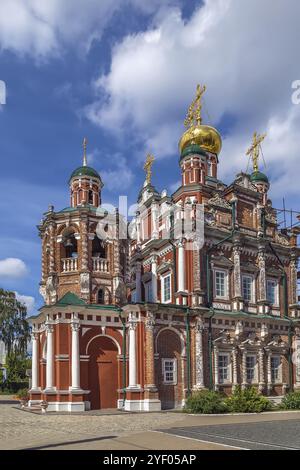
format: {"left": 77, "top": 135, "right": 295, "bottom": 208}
{"left": 145, "top": 312, "right": 155, "bottom": 331}
{"left": 45, "top": 322, "right": 54, "bottom": 334}
{"left": 71, "top": 321, "right": 80, "bottom": 332}
{"left": 31, "top": 331, "right": 39, "bottom": 341}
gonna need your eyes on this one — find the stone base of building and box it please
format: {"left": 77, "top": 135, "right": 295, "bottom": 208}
{"left": 124, "top": 399, "right": 161, "bottom": 412}
{"left": 28, "top": 399, "right": 87, "bottom": 412}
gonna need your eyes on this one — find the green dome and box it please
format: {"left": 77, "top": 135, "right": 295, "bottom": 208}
{"left": 69, "top": 166, "right": 100, "bottom": 182}
{"left": 250, "top": 171, "right": 269, "bottom": 184}
{"left": 180, "top": 144, "right": 207, "bottom": 160}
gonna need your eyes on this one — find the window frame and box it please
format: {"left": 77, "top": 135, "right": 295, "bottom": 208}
{"left": 161, "top": 272, "right": 172, "bottom": 304}
{"left": 242, "top": 274, "right": 255, "bottom": 303}
{"left": 217, "top": 352, "right": 232, "bottom": 384}
{"left": 246, "top": 354, "right": 258, "bottom": 383}
{"left": 144, "top": 281, "right": 152, "bottom": 302}
{"left": 266, "top": 278, "right": 279, "bottom": 306}
{"left": 271, "top": 355, "right": 282, "bottom": 383}
{"left": 162, "top": 358, "right": 177, "bottom": 385}
{"left": 213, "top": 269, "right": 229, "bottom": 300}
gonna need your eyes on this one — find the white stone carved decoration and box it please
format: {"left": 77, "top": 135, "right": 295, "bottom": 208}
{"left": 235, "top": 321, "right": 243, "bottom": 338}
{"left": 260, "top": 323, "right": 268, "bottom": 341}
{"left": 275, "top": 232, "right": 290, "bottom": 246}
{"left": 80, "top": 272, "right": 90, "bottom": 295}
{"left": 46, "top": 275, "right": 57, "bottom": 304}
{"left": 207, "top": 193, "right": 231, "bottom": 210}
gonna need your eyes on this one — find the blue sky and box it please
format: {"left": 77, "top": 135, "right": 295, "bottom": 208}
{"left": 0, "top": 0, "right": 300, "bottom": 314}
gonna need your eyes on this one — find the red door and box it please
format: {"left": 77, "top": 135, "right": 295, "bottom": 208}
{"left": 88, "top": 336, "right": 118, "bottom": 410}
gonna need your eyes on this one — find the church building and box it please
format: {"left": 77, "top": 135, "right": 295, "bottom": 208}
{"left": 29, "top": 86, "right": 300, "bottom": 412}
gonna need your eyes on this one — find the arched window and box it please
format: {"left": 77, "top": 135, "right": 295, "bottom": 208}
{"left": 97, "top": 289, "right": 104, "bottom": 304}
{"left": 92, "top": 236, "right": 106, "bottom": 258}
{"left": 61, "top": 229, "right": 78, "bottom": 259}
{"left": 88, "top": 190, "right": 93, "bottom": 204}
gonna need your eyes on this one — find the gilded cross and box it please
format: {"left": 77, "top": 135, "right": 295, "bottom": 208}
{"left": 184, "top": 84, "right": 207, "bottom": 128}
{"left": 143, "top": 153, "right": 155, "bottom": 185}
{"left": 246, "top": 132, "right": 267, "bottom": 172}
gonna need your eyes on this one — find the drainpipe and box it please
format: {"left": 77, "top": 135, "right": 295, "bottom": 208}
{"left": 118, "top": 308, "right": 127, "bottom": 407}
{"left": 207, "top": 198, "right": 237, "bottom": 390}
{"left": 185, "top": 307, "right": 191, "bottom": 397}
{"left": 267, "top": 241, "right": 294, "bottom": 392}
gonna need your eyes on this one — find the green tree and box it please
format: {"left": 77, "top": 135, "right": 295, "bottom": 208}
{"left": 0, "top": 288, "right": 30, "bottom": 357}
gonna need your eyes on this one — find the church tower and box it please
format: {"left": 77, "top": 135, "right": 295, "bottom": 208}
{"left": 38, "top": 139, "right": 128, "bottom": 306}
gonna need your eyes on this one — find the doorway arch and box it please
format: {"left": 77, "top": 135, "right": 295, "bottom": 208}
{"left": 87, "top": 335, "right": 119, "bottom": 409}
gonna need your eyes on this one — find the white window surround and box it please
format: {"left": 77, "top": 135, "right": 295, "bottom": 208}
{"left": 131, "top": 290, "right": 137, "bottom": 303}
{"left": 213, "top": 269, "right": 229, "bottom": 300}
{"left": 161, "top": 272, "right": 172, "bottom": 304}
{"left": 242, "top": 274, "right": 255, "bottom": 303}
{"left": 207, "top": 160, "right": 213, "bottom": 177}
{"left": 218, "top": 352, "right": 232, "bottom": 384}
{"left": 267, "top": 278, "right": 279, "bottom": 307}
{"left": 271, "top": 355, "right": 282, "bottom": 383}
{"left": 246, "top": 354, "right": 258, "bottom": 383}
{"left": 162, "top": 358, "right": 177, "bottom": 385}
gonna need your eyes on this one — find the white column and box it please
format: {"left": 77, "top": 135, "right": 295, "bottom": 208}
{"left": 213, "top": 346, "right": 219, "bottom": 391}
{"left": 232, "top": 348, "right": 238, "bottom": 389}
{"left": 267, "top": 350, "right": 272, "bottom": 394}
{"left": 258, "top": 348, "right": 265, "bottom": 392}
{"left": 128, "top": 317, "right": 138, "bottom": 389}
{"left": 194, "top": 318, "right": 205, "bottom": 389}
{"left": 151, "top": 202, "right": 159, "bottom": 239}
{"left": 31, "top": 331, "right": 40, "bottom": 391}
{"left": 70, "top": 321, "right": 81, "bottom": 391}
{"left": 241, "top": 348, "right": 247, "bottom": 389}
{"left": 45, "top": 323, "right": 55, "bottom": 391}
{"left": 178, "top": 240, "right": 185, "bottom": 292}
{"left": 151, "top": 256, "right": 158, "bottom": 302}
{"left": 135, "top": 262, "right": 142, "bottom": 302}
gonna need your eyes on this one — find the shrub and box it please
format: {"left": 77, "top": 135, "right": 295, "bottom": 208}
{"left": 225, "top": 386, "right": 273, "bottom": 413}
{"left": 280, "top": 391, "right": 300, "bottom": 410}
{"left": 16, "top": 388, "right": 29, "bottom": 400}
{"left": 184, "top": 390, "right": 228, "bottom": 414}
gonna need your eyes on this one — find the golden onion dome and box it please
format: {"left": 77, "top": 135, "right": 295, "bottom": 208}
{"left": 179, "top": 124, "right": 222, "bottom": 155}
{"left": 179, "top": 84, "right": 222, "bottom": 156}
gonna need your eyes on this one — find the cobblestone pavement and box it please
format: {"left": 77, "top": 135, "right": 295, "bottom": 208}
{"left": 2, "top": 396, "right": 300, "bottom": 450}
{"left": 0, "top": 396, "right": 186, "bottom": 450}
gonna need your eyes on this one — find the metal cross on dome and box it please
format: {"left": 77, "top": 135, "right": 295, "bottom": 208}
{"left": 83, "top": 137, "right": 88, "bottom": 167}
{"left": 144, "top": 153, "right": 155, "bottom": 185}
{"left": 246, "top": 131, "right": 267, "bottom": 172}
{"left": 184, "top": 84, "right": 207, "bottom": 128}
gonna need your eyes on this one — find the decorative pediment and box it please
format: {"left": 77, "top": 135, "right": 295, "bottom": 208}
{"left": 214, "top": 330, "right": 235, "bottom": 345}
{"left": 241, "top": 332, "right": 261, "bottom": 347}
{"left": 157, "top": 260, "right": 173, "bottom": 275}
{"left": 275, "top": 232, "right": 290, "bottom": 247}
{"left": 207, "top": 193, "right": 231, "bottom": 210}
{"left": 267, "top": 335, "right": 287, "bottom": 349}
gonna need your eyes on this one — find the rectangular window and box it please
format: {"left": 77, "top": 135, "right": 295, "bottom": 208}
{"left": 162, "top": 359, "right": 177, "bottom": 384}
{"left": 215, "top": 270, "right": 227, "bottom": 298}
{"left": 267, "top": 279, "right": 278, "bottom": 305}
{"left": 207, "top": 160, "right": 213, "bottom": 177}
{"left": 242, "top": 275, "right": 253, "bottom": 302}
{"left": 218, "top": 354, "right": 230, "bottom": 383}
{"left": 271, "top": 356, "right": 281, "bottom": 382}
{"left": 161, "top": 274, "right": 171, "bottom": 303}
{"left": 246, "top": 355, "right": 256, "bottom": 382}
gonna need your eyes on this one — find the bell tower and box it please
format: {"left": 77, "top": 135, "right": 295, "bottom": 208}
{"left": 39, "top": 138, "right": 128, "bottom": 306}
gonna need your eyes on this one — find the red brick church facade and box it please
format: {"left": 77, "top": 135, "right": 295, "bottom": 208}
{"left": 29, "top": 86, "right": 300, "bottom": 412}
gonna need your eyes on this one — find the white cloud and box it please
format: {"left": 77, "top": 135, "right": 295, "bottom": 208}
{"left": 86, "top": 0, "right": 300, "bottom": 196}
{"left": 101, "top": 154, "right": 135, "bottom": 191}
{"left": 0, "top": 0, "right": 179, "bottom": 60}
{"left": 0, "top": 258, "right": 28, "bottom": 278}
{"left": 15, "top": 292, "right": 35, "bottom": 314}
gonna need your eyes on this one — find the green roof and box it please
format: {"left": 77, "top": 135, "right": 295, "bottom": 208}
{"left": 56, "top": 292, "right": 86, "bottom": 306}
{"left": 250, "top": 170, "right": 269, "bottom": 183}
{"left": 69, "top": 166, "right": 101, "bottom": 182}
{"left": 180, "top": 144, "right": 207, "bottom": 160}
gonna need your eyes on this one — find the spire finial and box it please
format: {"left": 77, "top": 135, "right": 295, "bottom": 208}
{"left": 143, "top": 153, "right": 155, "bottom": 185}
{"left": 83, "top": 137, "right": 88, "bottom": 167}
{"left": 184, "top": 84, "right": 206, "bottom": 128}
{"left": 246, "top": 131, "right": 267, "bottom": 172}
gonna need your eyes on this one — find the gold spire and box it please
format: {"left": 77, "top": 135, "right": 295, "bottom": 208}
{"left": 184, "top": 84, "right": 206, "bottom": 128}
{"left": 82, "top": 137, "right": 88, "bottom": 167}
{"left": 143, "top": 153, "right": 155, "bottom": 185}
{"left": 246, "top": 131, "right": 267, "bottom": 172}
